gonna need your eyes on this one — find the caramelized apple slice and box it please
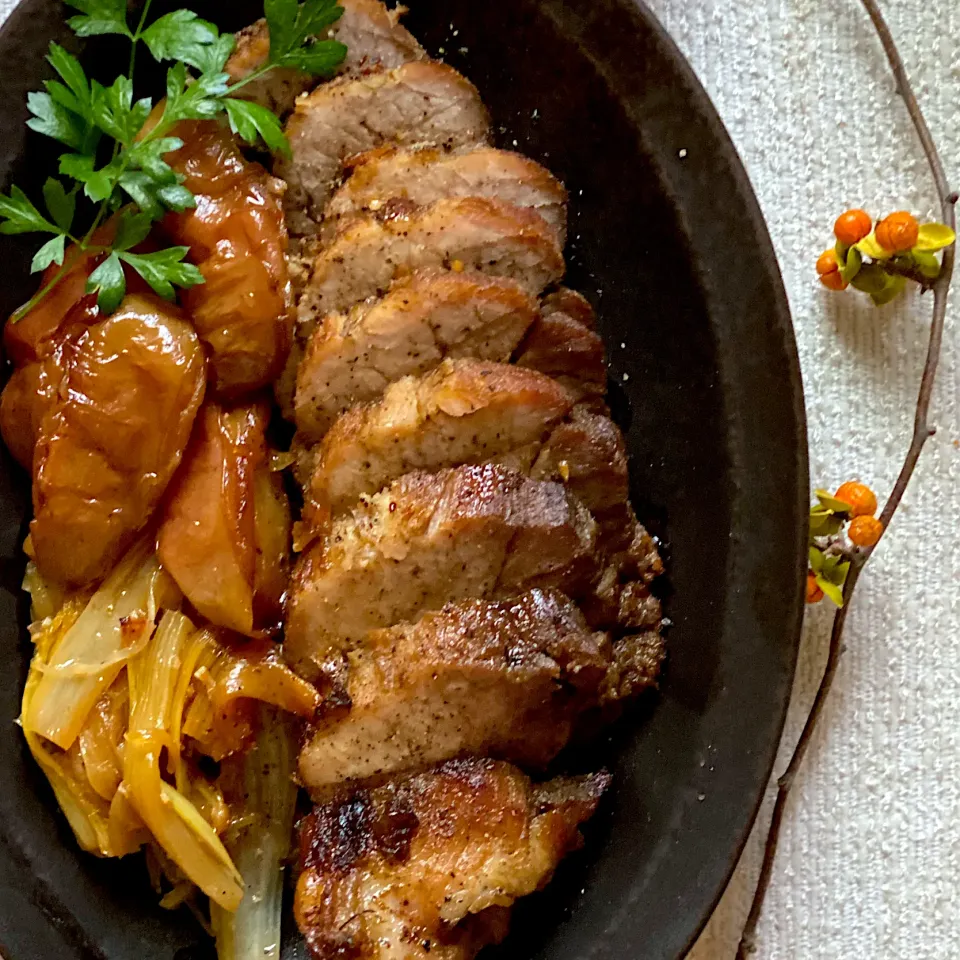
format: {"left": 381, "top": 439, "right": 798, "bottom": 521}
{"left": 157, "top": 398, "right": 291, "bottom": 635}
{"left": 163, "top": 121, "right": 293, "bottom": 398}
{"left": 30, "top": 294, "right": 206, "bottom": 586}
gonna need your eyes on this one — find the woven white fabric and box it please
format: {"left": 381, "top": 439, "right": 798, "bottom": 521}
{"left": 640, "top": 0, "right": 960, "bottom": 957}
{"left": 1, "top": 0, "right": 957, "bottom": 957}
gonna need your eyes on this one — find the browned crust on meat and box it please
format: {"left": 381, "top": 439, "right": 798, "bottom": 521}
{"left": 514, "top": 307, "right": 607, "bottom": 406}
{"left": 295, "top": 759, "right": 609, "bottom": 960}
{"left": 284, "top": 465, "right": 598, "bottom": 670}
{"left": 326, "top": 146, "right": 568, "bottom": 244}
{"left": 308, "top": 359, "right": 573, "bottom": 515}
{"left": 601, "top": 631, "right": 666, "bottom": 703}
{"left": 530, "top": 407, "right": 629, "bottom": 513}
{"left": 294, "top": 271, "right": 539, "bottom": 442}
{"left": 298, "top": 589, "right": 612, "bottom": 791}
{"left": 540, "top": 287, "right": 597, "bottom": 329}
{"left": 298, "top": 197, "right": 565, "bottom": 329}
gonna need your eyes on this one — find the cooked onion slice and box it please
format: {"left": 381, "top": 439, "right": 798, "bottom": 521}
{"left": 124, "top": 610, "right": 244, "bottom": 911}
{"left": 212, "top": 708, "right": 298, "bottom": 959}
{"left": 23, "top": 539, "right": 171, "bottom": 750}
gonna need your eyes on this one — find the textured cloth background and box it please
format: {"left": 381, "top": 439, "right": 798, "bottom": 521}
{"left": 639, "top": 0, "right": 960, "bottom": 957}
{"left": 0, "top": 0, "right": 958, "bottom": 958}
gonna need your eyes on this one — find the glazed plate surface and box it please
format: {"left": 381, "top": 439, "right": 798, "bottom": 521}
{"left": 0, "top": 2, "right": 807, "bottom": 958}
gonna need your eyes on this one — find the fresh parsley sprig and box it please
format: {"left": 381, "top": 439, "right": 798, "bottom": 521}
{"left": 0, "top": 0, "right": 346, "bottom": 320}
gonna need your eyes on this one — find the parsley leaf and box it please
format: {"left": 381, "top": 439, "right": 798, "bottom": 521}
{"left": 59, "top": 153, "right": 121, "bottom": 203}
{"left": 65, "top": 0, "right": 131, "bottom": 38}
{"left": 114, "top": 210, "right": 153, "bottom": 251}
{"left": 263, "top": 0, "right": 301, "bottom": 58}
{"left": 34, "top": 43, "right": 102, "bottom": 154}
{"left": 164, "top": 63, "right": 230, "bottom": 123}
{"left": 281, "top": 39, "right": 347, "bottom": 75}
{"left": 190, "top": 34, "right": 238, "bottom": 75}
{"left": 224, "top": 99, "right": 290, "bottom": 155}
{"left": 262, "top": 0, "right": 346, "bottom": 77}
{"left": 155, "top": 183, "right": 196, "bottom": 212}
{"left": 122, "top": 138, "right": 196, "bottom": 216}
{"left": 46, "top": 44, "right": 92, "bottom": 114}
{"left": 127, "top": 137, "right": 184, "bottom": 182}
{"left": 118, "top": 171, "right": 166, "bottom": 218}
{"left": 27, "top": 90, "right": 92, "bottom": 152}
{"left": 0, "top": 186, "right": 59, "bottom": 235}
{"left": 90, "top": 77, "right": 152, "bottom": 144}
{"left": 265, "top": 0, "right": 343, "bottom": 63}
{"left": 42, "top": 177, "right": 76, "bottom": 233}
{"left": 141, "top": 11, "right": 223, "bottom": 71}
{"left": 86, "top": 251, "right": 126, "bottom": 313}
{"left": 120, "top": 247, "right": 204, "bottom": 300}
{"left": 31, "top": 235, "right": 67, "bottom": 273}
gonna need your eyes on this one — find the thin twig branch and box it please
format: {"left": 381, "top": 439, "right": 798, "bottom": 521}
{"left": 735, "top": 0, "right": 956, "bottom": 955}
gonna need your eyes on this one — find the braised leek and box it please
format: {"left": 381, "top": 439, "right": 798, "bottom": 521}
{"left": 183, "top": 630, "right": 319, "bottom": 761}
{"left": 125, "top": 610, "right": 244, "bottom": 911}
{"left": 211, "top": 708, "right": 298, "bottom": 960}
{"left": 21, "top": 601, "right": 116, "bottom": 855}
{"left": 24, "top": 539, "right": 174, "bottom": 749}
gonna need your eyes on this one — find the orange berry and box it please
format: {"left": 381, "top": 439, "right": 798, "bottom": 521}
{"left": 875, "top": 211, "right": 919, "bottom": 252}
{"left": 816, "top": 248, "right": 840, "bottom": 275}
{"left": 806, "top": 573, "right": 824, "bottom": 604}
{"left": 834, "top": 481, "right": 878, "bottom": 518}
{"left": 848, "top": 515, "right": 883, "bottom": 548}
{"left": 816, "top": 248, "right": 848, "bottom": 290}
{"left": 819, "top": 270, "right": 848, "bottom": 291}
{"left": 834, "top": 209, "right": 872, "bottom": 245}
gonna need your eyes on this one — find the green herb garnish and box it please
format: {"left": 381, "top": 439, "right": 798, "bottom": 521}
{"left": 0, "top": 0, "right": 346, "bottom": 319}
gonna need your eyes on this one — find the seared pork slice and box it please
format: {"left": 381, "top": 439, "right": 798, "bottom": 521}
{"left": 325, "top": 147, "right": 568, "bottom": 244}
{"left": 602, "top": 631, "right": 665, "bottom": 704}
{"left": 541, "top": 286, "right": 597, "bottom": 329}
{"left": 515, "top": 302, "right": 607, "bottom": 406}
{"left": 310, "top": 359, "right": 573, "bottom": 515}
{"left": 298, "top": 589, "right": 611, "bottom": 791}
{"left": 580, "top": 513, "right": 666, "bottom": 632}
{"left": 294, "top": 272, "right": 538, "bottom": 442}
{"left": 327, "top": 0, "right": 424, "bottom": 71}
{"left": 530, "top": 407, "right": 629, "bottom": 513}
{"left": 298, "top": 197, "right": 564, "bottom": 329}
{"left": 295, "top": 758, "right": 608, "bottom": 960}
{"left": 305, "top": 391, "right": 627, "bottom": 523}
{"left": 280, "top": 62, "right": 490, "bottom": 234}
{"left": 284, "top": 465, "right": 597, "bottom": 670}
{"left": 226, "top": 0, "right": 424, "bottom": 115}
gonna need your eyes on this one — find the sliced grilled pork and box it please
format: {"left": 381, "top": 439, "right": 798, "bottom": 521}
{"left": 226, "top": 0, "right": 424, "bottom": 115}
{"left": 280, "top": 62, "right": 490, "bottom": 234}
{"left": 298, "top": 589, "right": 610, "bottom": 791}
{"left": 294, "top": 272, "right": 538, "bottom": 442}
{"left": 309, "top": 359, "right": 573, "bottom": 515}
{"left": 297, "top": 197, "right": 565, "bottom": 330}
{"left": 515, "top": 302, "right": 607, "bottom": 407}
{"left": 284, "top": 465, "right": 597, "bottom": 671}
{"left": 541, "top": 287, "right": 597, "bottom": 328}
{"left": 530, "top": 407, "right": 629, "bottom": 513}
{"left": 307, "top": 378, "right": 627, "bottom": 526}
{"left": 325, "top": 146, "right": 567, "bottom": 244}
{"left": 602, "top": 631, "right": 665, "bottom": 704}
{"left": 295, "top": 758, "right": 608, "bottom": 960}
{"left": 580, "top": 515, "right": 665, "bottom": 632}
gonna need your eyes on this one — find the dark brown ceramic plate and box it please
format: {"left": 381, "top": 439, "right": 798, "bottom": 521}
{"left": 0, "top": 1, "right": 807, "bottom": 958}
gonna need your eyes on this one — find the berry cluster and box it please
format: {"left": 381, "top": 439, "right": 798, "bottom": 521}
{"left": 807, "top": 481, "right": 883, "bottom": 606}
{"left": 816, "top": 209, "right": 955, "bottom": 305}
